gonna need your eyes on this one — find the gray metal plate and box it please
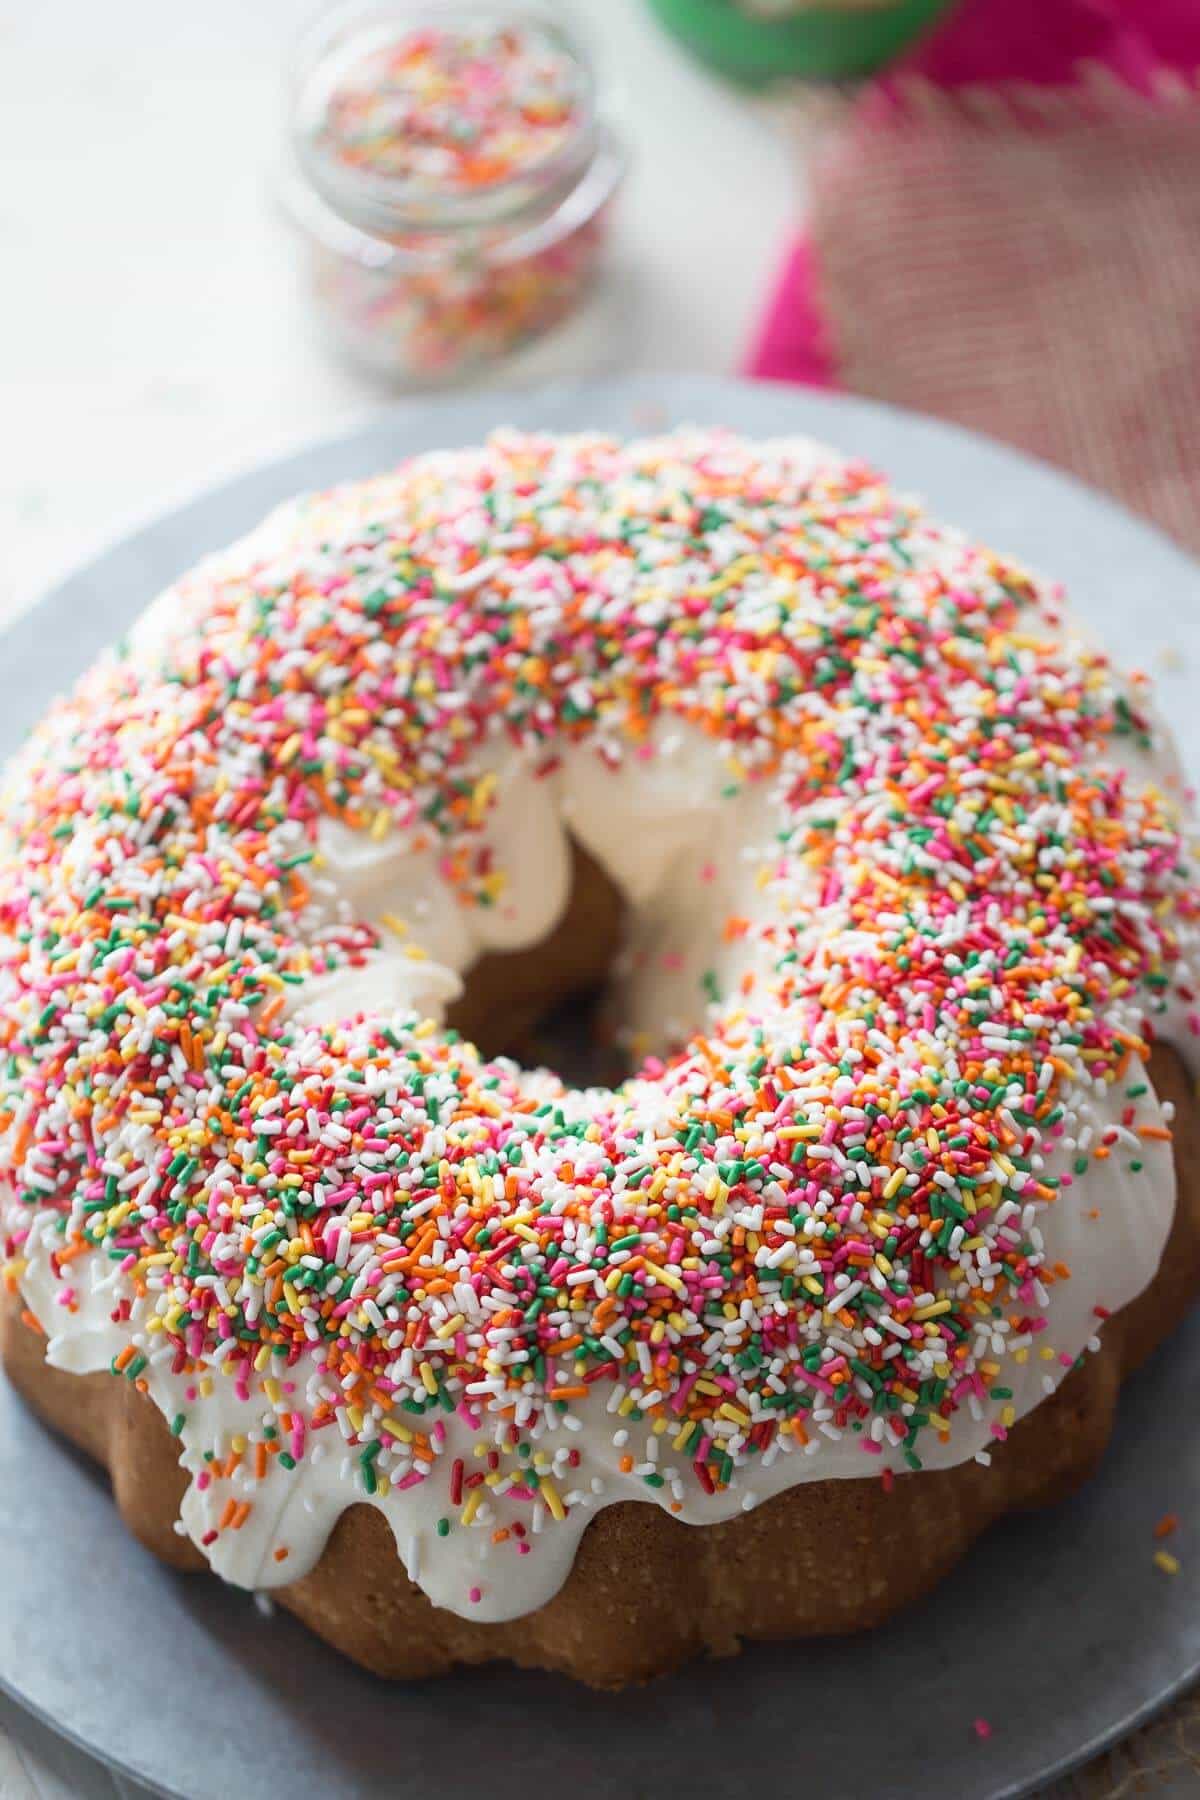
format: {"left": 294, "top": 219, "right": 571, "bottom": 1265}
{"left": 0, "top": 375, "right": 1197, "bottom": 1800}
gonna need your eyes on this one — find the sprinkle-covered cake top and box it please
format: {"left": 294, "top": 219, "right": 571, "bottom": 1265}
{"left": 1, "top": 429, "right": 1195, "bottom": 1609}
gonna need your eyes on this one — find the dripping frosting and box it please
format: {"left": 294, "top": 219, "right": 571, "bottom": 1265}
{"left": 1, "top": 428, "right": 1197, "bottom": 1623}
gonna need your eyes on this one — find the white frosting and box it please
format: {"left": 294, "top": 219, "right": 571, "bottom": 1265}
{"left": 15, "top": 704, "right": 1190, "bottom": 1622}
{"left": 6, "top": 435, "right": 1197, "bottom": 1626}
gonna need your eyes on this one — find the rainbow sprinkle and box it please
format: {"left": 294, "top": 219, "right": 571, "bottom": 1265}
{"left": 317, "top": 20, "right": 585, "bottom": 195}
{"left": 0, "top": 428, "right": 1195, "bottom": 1581}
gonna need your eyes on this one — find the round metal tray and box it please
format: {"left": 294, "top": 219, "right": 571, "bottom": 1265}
{"left": 1, "top": 375, "right": 1197, "bottom": 1799}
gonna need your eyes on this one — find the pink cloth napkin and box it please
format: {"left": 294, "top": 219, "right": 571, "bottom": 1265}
{"left": 747, "top": 0, "right": 1200, "bottom": 552}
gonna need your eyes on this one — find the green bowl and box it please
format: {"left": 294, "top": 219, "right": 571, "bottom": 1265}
{"left": 646, "top": 0, "right": 958, "bottom": 83}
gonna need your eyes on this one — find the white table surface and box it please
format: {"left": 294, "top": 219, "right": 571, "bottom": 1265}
{"left": 0, "top": 2, "right": 795, "bottom": 1792}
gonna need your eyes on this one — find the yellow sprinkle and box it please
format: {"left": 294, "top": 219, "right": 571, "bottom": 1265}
{"left": 469, "top": 771, "right": 498, "bottom": 824}
{"left": 418, "top": 1361, "right": 438, "bottom": 1396}
{"left": 1154, "top": 1551, "right": 1181, "bottom": 1575}
{"left": 159, "top": 916, "right": 200, "bottom": 938}
{"left": 540, "top": 1477, "right": 566, "bottom": 1522}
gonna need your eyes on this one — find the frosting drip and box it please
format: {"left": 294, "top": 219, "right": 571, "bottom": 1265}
{"left": 1, "top": 428, "right": 1197, "bottom": 1623}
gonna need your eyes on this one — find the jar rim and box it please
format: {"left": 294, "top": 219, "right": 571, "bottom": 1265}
{"left": 281, "top": 120, "right": 626, "bottom": 272}
{"left": 290, "top": 0, "right": 603, "bottom": 239}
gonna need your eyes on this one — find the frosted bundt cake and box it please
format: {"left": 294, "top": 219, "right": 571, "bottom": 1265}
{"left": 2, "top": 428, "right": 1198, "bottom": 1686}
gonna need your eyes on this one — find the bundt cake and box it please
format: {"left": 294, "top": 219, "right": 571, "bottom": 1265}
{"left": 2, "top": 427, "right": 1197, "bottom": 1685}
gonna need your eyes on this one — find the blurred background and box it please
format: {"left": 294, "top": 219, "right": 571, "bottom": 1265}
{"left": 5, "top": 0, "right": 1197, "bottom": 627}
{"left": 0, "top": 0, "right": 796, "bottom": 624}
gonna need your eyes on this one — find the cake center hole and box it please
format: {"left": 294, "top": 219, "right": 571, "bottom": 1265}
{"left": 444, "top": 837, "right": 632, "bottom": 1088}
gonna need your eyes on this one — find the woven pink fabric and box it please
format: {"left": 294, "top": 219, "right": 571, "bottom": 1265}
{"left": 747, "top": 0, "right": 1200, "bottom": 551}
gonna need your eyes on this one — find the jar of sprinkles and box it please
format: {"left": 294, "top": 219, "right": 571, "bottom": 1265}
{"left": 283, "top": 3, "right": 626, "bottom": 382}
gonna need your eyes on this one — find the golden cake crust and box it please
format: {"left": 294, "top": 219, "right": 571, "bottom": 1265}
{"left": 5, "top": 1044, "right": 1197, "bottom": 1688}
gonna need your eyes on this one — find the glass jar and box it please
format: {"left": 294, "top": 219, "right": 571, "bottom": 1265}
{"left": 282, "top": 2, "right": 626, "bottom": 383}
